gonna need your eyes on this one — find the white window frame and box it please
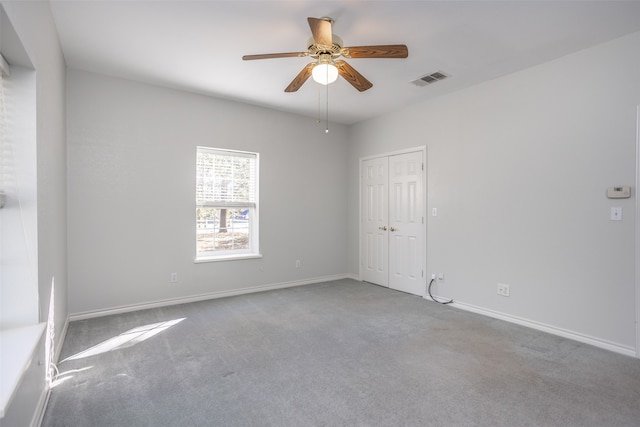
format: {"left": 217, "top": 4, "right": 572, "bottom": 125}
{"left": 195, "top": 147, "right": 260, "bottom": 262}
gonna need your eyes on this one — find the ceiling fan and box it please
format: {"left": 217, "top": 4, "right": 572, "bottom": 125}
{"left": 242, "top": 17, "right": 408, "bottom": 92}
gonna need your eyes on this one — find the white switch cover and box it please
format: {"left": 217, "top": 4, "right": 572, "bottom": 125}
{"left": 610, "top": 207, "right": 622, "bottom": 221}
{"left": 432, "top": 208, "right": 437, "bottom": 217}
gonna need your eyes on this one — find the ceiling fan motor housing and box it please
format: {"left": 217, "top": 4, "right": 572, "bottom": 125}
{"left": 307, "top": 35, "right": 343, "bottom": 58}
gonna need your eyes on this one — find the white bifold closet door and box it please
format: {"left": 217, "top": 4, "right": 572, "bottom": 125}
{"left": 361, "top": 151, "right": 424, "bottom": 296}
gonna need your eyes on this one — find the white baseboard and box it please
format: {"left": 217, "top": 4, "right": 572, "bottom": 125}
{"left": 69, "top": 274, "right": 350, "bottom": 321}
{"left": 30, "top": 386, "right": 48, "bottom": 427}
{"left": 57, "top": 318, "right": 69, "bottom": 362}
{"left": 423, "top": 295, "right": 636, "bottom": 357}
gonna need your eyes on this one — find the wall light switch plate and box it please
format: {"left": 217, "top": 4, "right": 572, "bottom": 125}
{"left": 610, "top": 207, "right": 622, "bottom": 221}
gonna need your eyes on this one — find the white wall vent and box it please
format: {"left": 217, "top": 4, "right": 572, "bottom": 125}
{"left": 411, "top": 71, "right": 449, "bottom": 87}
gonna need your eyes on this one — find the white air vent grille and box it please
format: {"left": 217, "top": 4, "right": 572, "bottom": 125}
{"left": 411, "top": 71, "right": 449, "bottom": 87}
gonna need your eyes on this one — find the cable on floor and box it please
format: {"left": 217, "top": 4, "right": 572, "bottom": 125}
{"left": 428, "top": 278, "right": 453, "bottom": 305}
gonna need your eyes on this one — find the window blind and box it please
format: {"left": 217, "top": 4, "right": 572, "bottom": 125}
{"left": 196, "top": 147, "right": 257, "bottom": 206}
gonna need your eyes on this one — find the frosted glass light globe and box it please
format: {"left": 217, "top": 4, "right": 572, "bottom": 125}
{"left": 312, "top": 63, "right": 338, "bottom": 85}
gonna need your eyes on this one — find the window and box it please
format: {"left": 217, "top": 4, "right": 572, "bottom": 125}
{"left": 195, "top": 147, "right": 259, "bottom": 261}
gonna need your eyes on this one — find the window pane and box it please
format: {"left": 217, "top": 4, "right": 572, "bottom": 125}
{"left": 196, "top": 207, "right": 251, "bottom": 256}
{"left": 196, "top": 147, "right": 258, "bottom": 260}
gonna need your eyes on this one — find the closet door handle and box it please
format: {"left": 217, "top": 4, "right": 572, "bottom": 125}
{"left": 378, "top": 226, "right": 387, "bottom": 231}
{"left": 390, "top": 227, "right": 398, "bottom": 232}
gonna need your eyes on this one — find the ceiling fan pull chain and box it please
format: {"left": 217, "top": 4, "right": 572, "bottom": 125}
{"left": 325, "top": 67, "right": 329, "bottom": 134}
{"left": 317, "top": 84, "right": 321, "bottom": 125}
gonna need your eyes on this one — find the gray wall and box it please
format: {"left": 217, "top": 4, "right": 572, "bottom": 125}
{"left": 67, "top": 69, "right": 349, "bottom": 315}
{"left": 348, "top": 32, "right": 640, "bottom": 352}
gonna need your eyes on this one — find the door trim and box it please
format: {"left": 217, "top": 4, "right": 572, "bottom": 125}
{"left": 635, "top": 105, "right": 639, "bottom": 358}
{"left": 359, "top": 145, "right": 427, "bottom": 293}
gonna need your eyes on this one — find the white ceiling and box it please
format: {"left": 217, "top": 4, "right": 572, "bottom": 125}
{"left": 49, "top": 1, "right": 640, "bottom": 125}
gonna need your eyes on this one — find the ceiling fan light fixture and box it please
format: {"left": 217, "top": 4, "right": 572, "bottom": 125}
{"left": 312, "top": 62, "right": 338, "bottom": 85}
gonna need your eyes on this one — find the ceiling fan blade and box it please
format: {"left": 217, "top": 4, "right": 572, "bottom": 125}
{"left": 243, "top": 52, "right": 307, "bottom": 60}
{"left": 285, "top": 63, "right": 315, "bottom": 92}
{"left": 343, "top": 45, "right": 408, "bottom": 59}
{"left": 307, "top": 17, "right": 332, "bottom": 46}
{"left": 335, "top": 60, "right": 373, "bottom": 92}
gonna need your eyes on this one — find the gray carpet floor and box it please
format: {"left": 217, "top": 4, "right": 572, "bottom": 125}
{"left": 42, "top": 279, "right": 640, "bottom": 426}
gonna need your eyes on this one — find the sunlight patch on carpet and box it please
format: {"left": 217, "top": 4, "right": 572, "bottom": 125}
{"left": 61, "top": 318, "right": 185, "bottom": 362}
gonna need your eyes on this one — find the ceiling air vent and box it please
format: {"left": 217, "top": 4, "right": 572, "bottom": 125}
{"left": 411, "top": 71, "right": 449, "bottom": 87}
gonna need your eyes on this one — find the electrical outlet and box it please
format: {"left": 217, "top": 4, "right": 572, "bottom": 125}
{"left": 295, "top": 260, "right": 300, "bottom": 268}
{"left": 170, "top": 272, "right": 178, "bottom": 283}
{"left": 497, "top": 283, "right": 510, "bottom": 297}
{"left": 437, "top": 273, "right": 445, "bottom": 281}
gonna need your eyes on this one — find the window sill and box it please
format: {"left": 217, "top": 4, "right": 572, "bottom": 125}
{"left": 194, "top": 253, "right": 263, "bottom": 263}
{"left": 0, "top": 323, "right": 46, "bottom": 418}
